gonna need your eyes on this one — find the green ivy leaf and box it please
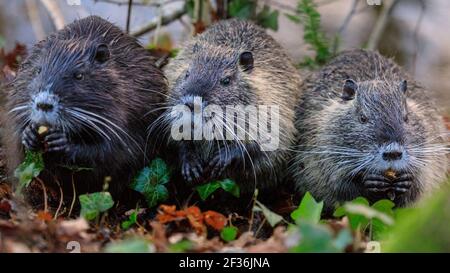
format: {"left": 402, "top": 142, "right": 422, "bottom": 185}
{"left": 130, "top": 158, "right": 171, "bottom": 208}
{"left": 79, "top": 192, "right": 114, "bottom": 221}
{"left": 196, "top": 179, "right": 240, "bottom": 201}
{"left": 14, "top": 150, "right": 44, "bottom": 192}
{"left": 221, "top": 226, "right": 238, "bottom": 242}
{"left": 254, "top": 200, "right": 283, "bottom": 227}
{"left": 104, "top": 238, "right": 154, "bottom": 253}
{"left": 168, "top": 240, "right": 193, "bottom": 253}
{"left": 121, "top": 211, "right": 138, "bottom": 230}
{"left": 334, "top": 197, "right": 370, "bottom": 230}
{"left": 196, "top": 181, "right": 221, "bottom": 201}
{"left": 291, "top": 192, "right": 323, "bottom": 224}
{"left": 218, "top": 179, "right": 240, "bottom": 198}
{"left": 370, "top": 199, "right": 395, "bottom": 240}
{"left": 289, "top": 222, "right": 352, "bottom": 253}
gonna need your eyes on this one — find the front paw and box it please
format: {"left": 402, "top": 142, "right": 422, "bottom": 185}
{"left": 391, "top": 173, "right": 412, "bottom": 194}
{"left": 364, "top": 174, "right": 392, "bottom": 194}
{"left": 44, "top": 129, "right": 70, "bottom": 153}
{"left": 205, "top": 152, "right": 234, "bottom": 179}
{"left": 22, "top": 124, "right": 42, "bottom": 151}
{"left": 181, "top": 156, "right": 203, "bottom": 184}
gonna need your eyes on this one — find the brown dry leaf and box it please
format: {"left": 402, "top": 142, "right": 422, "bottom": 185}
{"left": 156, "top": 204, "right": 186, "bottom": 223}
{"left": 203, "top": 210, "right": 227, "bottom": 231}
{"left": 36, "top": 211, "right": 52, "bottom": 222}
{"left": 185, "top": 206, "right": 205, "bottom": 235}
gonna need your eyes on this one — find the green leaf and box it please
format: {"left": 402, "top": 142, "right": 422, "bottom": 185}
{"left": 295, "top": 0, "right": 332, "bottom": 66}
{"left": 221, "top": 226, "right": 238, "bottom": 242}
{"left": 289, "top": 222, "right": 351, "bottom": 253}
{"left": 254, "top": 200, "right": 283, "bottom": 227}
{"left": 14, "top": 150, "right": 44, "bottom": 192}
{"left": 168, "top": 240, "right": 193, "bottom": 253}
{"left": 196, "top": 179, "right": 240, "bottom": 200}
{"left": 121, "top": 211, "right": 138, "bottom": 230}
{"left": 257, "top": 5, "right": 279, "bottom": 31}
{"left": 229, "top": 0, "right": 256, "bottom": 19}
{"left": 369, "top": 199, "right": 395, "bottom": 240}
{"left": 219, "top": 179, "right": 240, "bottom": 198}
{"left": 334, "top": 197, "right": 370, "bottom": 230}
{"left": 285, "top": 13, "right": 301, "bottom": 23}
{"left": 130, "top": 158, "right": 171, "bottom": 208}
{"left": 196, "top": 181, "right": 221, "bottom": 201}
{"left": 291, "top": 192, "right": 323, "bottom": 224}
{"left": 79, "top": 192, "right": 114, "bottom": 221}
{"left": 104, "top": 238, "right": 154, "bottom": 253}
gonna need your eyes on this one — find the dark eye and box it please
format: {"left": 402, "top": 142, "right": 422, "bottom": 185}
{"left": 185, "top": 70, "right": 190, "bottom": 79}
{"left": 404, "top": 114, "right": 409, "bottom": 123}
{"left": 36, "top": 67, "right": 42, "bottom": 74}
{"left": 359, "top": 113, "right": 368, "bottom": 124}
{"left": 74, "top": 72, "right": 84, "bottom": 80}
{"left": 220, "top": 76, "right": 231, "bottom": 86}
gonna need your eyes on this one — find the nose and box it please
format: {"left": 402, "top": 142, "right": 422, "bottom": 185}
{"left": 181, "top": 96, "right": 204, "bottom": 112}
{"left": 382, "top": 150, "right": 403, "bottom": 161}
{"left": 36, "top": 102, "right": 54, "bottom": 112}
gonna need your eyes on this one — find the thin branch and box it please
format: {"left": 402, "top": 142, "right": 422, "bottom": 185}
{"left": 131, "top": 8, "right": 186, "bottom": 37}
{"left": 333, "top": 0, "right": 359, "bottom": 54}
{"left": 26, "top": 0, "right": 47, "bottom": 41}
{"left": 126, "top": 0, "right": 133, "bottom": 33}
{"left": 411, "top": 0, "right": 426, "bottom": 76}
{"left": 93, "top": 0, "right": 183, "bottom": 6}
{"left": 367, "top": 0, "right": 399, "bottom": 51}
{"left": 40, "top": 0, "right": 65, "bottom": 30}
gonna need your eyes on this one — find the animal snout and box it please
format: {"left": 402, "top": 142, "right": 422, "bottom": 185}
{"left": 382, "top": 150, "right": 403, "bottom": 161}
{"left": 181, "top": 96, "right": 204, "bottom": 112}
{"left": 36, "top": 102, "right": 54, "bottom": 112}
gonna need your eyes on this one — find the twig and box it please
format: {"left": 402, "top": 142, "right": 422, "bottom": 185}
{"left": 153, "top": 0, "right": 163, "bottom": 45}
{"left": 367, "top": 0, "right": 399, "bottom": 51}
{"left": 68, "top": 174, "right": 77, "bottom": 218}
{"left": 126, "top": 0, "right": 133, "bottom": 34}
{"left": 131, "top": 8, "right": 186, "bottom": 37}
{"left": 25, "top": 0, "right": 47, "bottom": 41}
{"left": 36, "top": 177, "right": 48, "bottom": 213}
{"left": 333, "top": 0, "right": 359, "bottom": 54}
{"left": 411, "top": 0, "right": 426, "bottom": 76}
{"left": 54, "top": 178, "right": 64, "bottom": 220}
{"left": 40, "top": 0, "right": 65, "bottom": 30}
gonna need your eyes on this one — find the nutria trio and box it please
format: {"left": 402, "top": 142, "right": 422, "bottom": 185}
{"left": 1, "top": 16, "right": 167, "bottom": 201}
{"left": 291, "top": 49, "right": 448, "bottom": 211}
{"left": 162, "top": 19, "right": 301, "bottom": 192}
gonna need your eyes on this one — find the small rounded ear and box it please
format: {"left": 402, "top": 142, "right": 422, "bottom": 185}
{"left": 239, "top": 51, "right": 254, "bottom": 72}
{"left": 94, "top": 44, "right": 110, "bottom": 63}
{"left": 342, "top": 79, "right": 357, "bottom": 100}
{"left": 400, "top": 80, "right": 407, "bottom": 94}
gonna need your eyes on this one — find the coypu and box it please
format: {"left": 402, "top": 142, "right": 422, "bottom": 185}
{"left": 292, "top": 49, "right": 448, "bottom": 211}
{"left": 159, "top": 19, "right": 301, "bottom": 193}
{"left": 1, "top": 16, "right": 167, "bottom": 204}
